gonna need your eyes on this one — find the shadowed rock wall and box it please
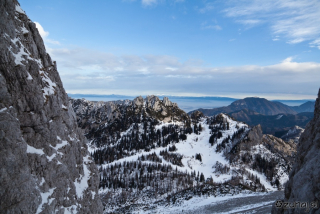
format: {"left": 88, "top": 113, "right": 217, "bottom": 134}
{"left": 272, "top": 89, "right": 320, "bottom": 214}
{"left": 0, "top": 1, "right": 103, "bottom": 213}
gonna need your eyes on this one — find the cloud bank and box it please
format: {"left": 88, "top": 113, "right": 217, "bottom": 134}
{"left": 48, "top": 47, "right": 320, "bottom": 99}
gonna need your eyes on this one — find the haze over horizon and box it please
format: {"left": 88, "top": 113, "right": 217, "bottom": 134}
{"left": 19, "top": 0, "right": 320, "bottom": 100}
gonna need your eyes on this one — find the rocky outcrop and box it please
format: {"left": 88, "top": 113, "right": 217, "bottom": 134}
{"left": 280, "top": 126, "right": 304, "bottom": 144}
{"left": 0, "top": 1, "right": 102, "bottom": 213}
{"left": 228, "top": 124, "right": 296, "bottom": 189}
{"left": 272, "top": 89, "right": 320, "bottom": 214}
{"left": 133, "top": 96, "right": 144, "bottom": 108}
{"left": 190, "top": 110, "right": 204, "bottom": 122}
{"left": 262, "top": 134, "right": 296, "bottom": 164}
{"left": 162, "top": 96, "right": 177, "bottom": 107}
{"left": 70, "top": 95, "right": 188, "bottom": 134}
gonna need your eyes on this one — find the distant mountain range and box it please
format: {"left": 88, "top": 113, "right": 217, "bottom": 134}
{"left": 227, "top": 109, "right": 312, "bottom": 136}
{"left": 189, "top": 97, "right": 315, "bottom": 136}
{"left": 69, "top": 94, "right": 315, "bottom": 113}
{"left": 289, "top": 101, "right": 315, "bottom": 113}
{"left": 190, "top": 97, "right": 315, "bottom": 116}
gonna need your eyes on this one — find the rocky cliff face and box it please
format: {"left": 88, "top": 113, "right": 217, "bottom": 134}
{"left": 284, "top": 89, "right": 320, "bottom": 212}
{"left": 0, "top": 1, "right": 102, "bottom": 213}
{"left": 272, "top": 89, "right": 320, "bottom": 214}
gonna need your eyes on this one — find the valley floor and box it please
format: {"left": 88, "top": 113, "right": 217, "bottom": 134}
{"left": 142, "top": 191, "right": 283, "bottom": 214}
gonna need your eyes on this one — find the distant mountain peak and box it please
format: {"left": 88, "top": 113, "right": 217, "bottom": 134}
{"left": 244, "top": 97, "right": 266, "bottom": 100}
{"left": 191, "top": 96, "right": 297, "bottom": 116}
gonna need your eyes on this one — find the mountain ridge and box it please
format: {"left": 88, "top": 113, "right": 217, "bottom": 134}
{"left": 189, "top": 97, "right": 314, "bottom": 136}
{"left": 289, "top": 101, "right": 315, "bottom": 113}
{"left": 190, "top": 97, "right": 315, "bottom": 116}
{"left": 226, "top": 108, "right": 313, "bottom": 136}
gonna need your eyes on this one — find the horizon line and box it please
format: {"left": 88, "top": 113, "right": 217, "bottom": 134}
{"left": 67, "top": 93, "right": 316, "bottom": 102}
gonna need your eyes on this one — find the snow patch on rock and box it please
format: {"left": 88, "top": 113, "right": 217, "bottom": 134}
{"left": 36, "top": 187, "right": 56, "bottom": 214}
{"left": 27, "top": 145, "right": 45, "bottom": 155}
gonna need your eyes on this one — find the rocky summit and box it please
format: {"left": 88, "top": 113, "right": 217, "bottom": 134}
{"left": 0, "top": 1, "right": 102, "bottom": 213}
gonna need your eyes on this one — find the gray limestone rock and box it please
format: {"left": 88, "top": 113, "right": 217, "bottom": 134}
{"left": 272, "top": 89, "right": 320, "bottom": 214}
{"left": 0, "top": 1, "right": 103, "bottom": 213}
{"left": 145, "top": 95, "right": 161, "bottom": 111}
{"left": 133, "top": 96, "right": 144, "bottom": 108}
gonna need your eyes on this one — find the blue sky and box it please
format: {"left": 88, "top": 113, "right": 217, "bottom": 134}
{"left": 19, "top": 0, "right": 320, "bottom": 99}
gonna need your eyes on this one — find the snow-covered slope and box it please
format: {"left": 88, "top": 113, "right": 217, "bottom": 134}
{"left": 70, "top": 96, "right": 296, "bottom": 213}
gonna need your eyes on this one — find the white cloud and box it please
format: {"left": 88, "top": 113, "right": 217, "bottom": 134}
{"left": 201, "top": 21, "right": 222, "bottom": 31}
{"left": 140, "top": 0, "right": 184, "bottom": 6}
{"left": 236, "top": 19, "right": 261, "bottom": 26}
{"left": 165, "top": 67, "right": 178, "bottom": 71}
{"left": 51, "top": 47, "right": 320, "bottom": 76}
{"left": 49, "top": 46, "right": 320, "bottom": 98}
{"left": 202, "top": 25, "right": 222, "bottom": 30}
{"left": 34, "top": 22, "right": 49, "bottom": 38}
{"left": 223, "top": 0, "right": 320, "bottom": 47}
{"left": 141, "top": 0, "right": 158, "bottom": 6}
{"left": 34, "top": 22, "right": 60, "bottom": 45}
{"left": 310, "top": 38, "right": 320, "bottom": 49}
{"left": 198, "top": 2, "right": 215, "bottom": 13}
{"left": 76, "top": 75, "right": 115, "bottom": 81}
